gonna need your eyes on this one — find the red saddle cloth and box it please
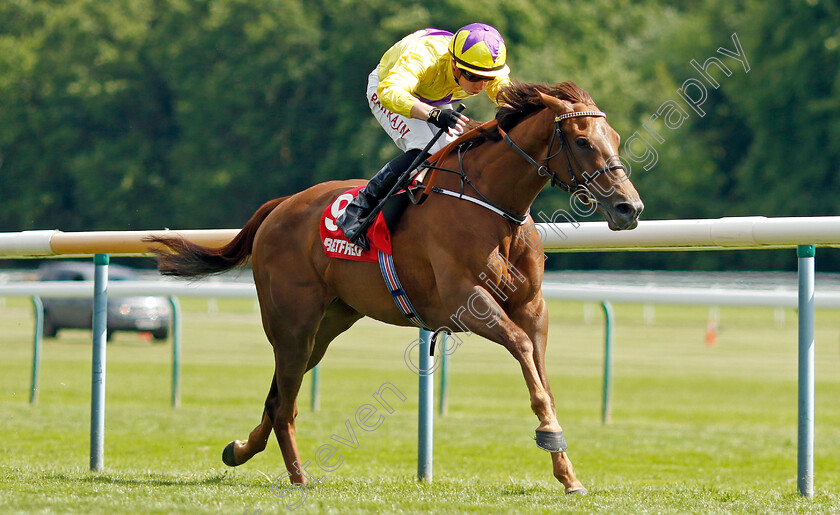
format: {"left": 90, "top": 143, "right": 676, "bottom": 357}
{"left": 319, "top": 186, "right": 393, "bottom": 262}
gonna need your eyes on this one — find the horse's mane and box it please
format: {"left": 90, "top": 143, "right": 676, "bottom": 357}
{"left": 468, "top": 81, "right": 595, "bottom": 146}
{"left": 497, "top": 81, "right": 594, "bottom": 130}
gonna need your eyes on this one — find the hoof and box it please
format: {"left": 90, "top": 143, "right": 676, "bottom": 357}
{"left": 222, "top": 441, "right": 239, "bottom": 467}
{"left": 566, "top": 488, "right": 588, "bottom": 496}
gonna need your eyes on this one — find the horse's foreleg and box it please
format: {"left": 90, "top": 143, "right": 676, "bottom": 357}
{"left": 510, "top": 297, "right": 587, "bottom": 494}
{"left": 476, "top": 296, "right": 556, "bottom": 429}
{"left": 445, "top": 286, "right": 554, "bottom": 422}
{"left": 455, "top": 286, "right": 585, "bottom": 493}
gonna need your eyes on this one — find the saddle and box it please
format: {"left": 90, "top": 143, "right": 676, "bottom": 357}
{"left": 319, "top": 120, "right": 499, "bottom": 262}
{"left": 319, "top": 185, "right": 414, "bottom": 262}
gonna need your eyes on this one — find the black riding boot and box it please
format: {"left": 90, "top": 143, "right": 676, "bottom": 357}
{"left": 337, "top": 149, "right": 424, "bottom": 250}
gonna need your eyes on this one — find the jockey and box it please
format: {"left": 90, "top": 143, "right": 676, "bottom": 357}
{"left": 337, "top": 23, "right": 512, "bottom": 249}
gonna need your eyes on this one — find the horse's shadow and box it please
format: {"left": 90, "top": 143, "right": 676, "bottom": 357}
{"left": 45, "top": 470, "right": 232, "bottom": 488}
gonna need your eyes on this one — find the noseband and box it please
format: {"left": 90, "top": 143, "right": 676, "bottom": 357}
{"left": 499, "top": 110, "right": 626, "bottom": 196}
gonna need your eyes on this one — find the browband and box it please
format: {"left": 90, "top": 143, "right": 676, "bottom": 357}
{"left": 555, "top": 110, "right": 606, "bottom": 122}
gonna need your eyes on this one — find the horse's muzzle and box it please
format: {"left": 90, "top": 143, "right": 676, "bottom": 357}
{"left": 608, "top": 199, "right": 644, "bottom": 230}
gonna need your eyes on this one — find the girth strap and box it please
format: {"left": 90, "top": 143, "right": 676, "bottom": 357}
{"left": 378, "top": 251, "right": 432, "bottom": 330}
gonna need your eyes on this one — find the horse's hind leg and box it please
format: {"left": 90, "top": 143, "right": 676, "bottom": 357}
{"left": 223, "top": 375, "right": 279, "bottom": 467}
{"left": 267, "top": 298, "right": 361, "bottom": 485}
{"left": 305, "top": 299, "right": 362, "bottom": 372}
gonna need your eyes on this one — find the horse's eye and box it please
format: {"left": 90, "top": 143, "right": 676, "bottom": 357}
{"left": 576, "top": 138, "right": 590, "bottom": 148}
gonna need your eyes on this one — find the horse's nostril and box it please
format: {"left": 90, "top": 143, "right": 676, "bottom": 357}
{"left": 616, "top": 201, "right": 644, "bottom": 219}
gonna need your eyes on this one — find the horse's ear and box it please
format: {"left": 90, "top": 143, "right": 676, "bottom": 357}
{"left": 537, "top": 90, "right": 574, "bottom": 115}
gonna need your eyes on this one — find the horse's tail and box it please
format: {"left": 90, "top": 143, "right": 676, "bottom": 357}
{"left": 147, "top": 197, "right": 289, "bottom": 278}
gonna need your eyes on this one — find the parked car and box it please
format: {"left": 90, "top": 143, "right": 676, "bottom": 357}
{"left": 38, "top": 261, "right": 171, "bottom": 341}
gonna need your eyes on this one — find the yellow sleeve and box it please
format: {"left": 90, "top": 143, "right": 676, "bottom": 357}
{"left": 376, "top": 31, "right": 445, "bottom": 117}
{"left": 376, "top": 63, "right": 420, "bottom": 117}
{"left": 485, "top": 75, "right": 512, "bottom": 106}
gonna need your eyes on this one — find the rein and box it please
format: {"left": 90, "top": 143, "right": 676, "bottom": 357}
{"left": 430, "top": 137, "right": 528, "bottom": 225}
{"left": 408, "top": 120, "right": 528, "bottom": 225}
{"left": 412, "top": 123, "right": 530, "bottom": 225}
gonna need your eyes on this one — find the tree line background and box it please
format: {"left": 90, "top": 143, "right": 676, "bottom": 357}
{"left": 1, "top": 0, "right": 838, "bottom": 270}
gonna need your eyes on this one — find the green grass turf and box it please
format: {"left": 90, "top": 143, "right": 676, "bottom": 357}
{"left": 1, "top": 297, "right": 839, "bottom": 513}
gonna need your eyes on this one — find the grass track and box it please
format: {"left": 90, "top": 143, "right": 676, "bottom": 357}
{"left": 1, "top": 297, "right": 839, "bottom": 513}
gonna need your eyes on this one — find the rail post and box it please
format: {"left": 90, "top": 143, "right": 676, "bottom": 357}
{"left": 418, "top": 328, "right": 434, "bottom": 482}
{"left": 601, "top": 301, "right": 614, "bottom": 425}
{"left": 169, "top": 296, "right": 182, "bottom": 408}
{"left": 797, "top": 244, "right": 815, "bottom": 498}
{"left": 30, "top": 296, "right": 44, "bottom": 405}
{"left": 90, "top": 253, "right": 109, "bottom": 471}
{"left": 311, "top": 365, "right": 320, "bottom": 412}
{"left": 439, "top": 334, "right": 449, "bottom": 416}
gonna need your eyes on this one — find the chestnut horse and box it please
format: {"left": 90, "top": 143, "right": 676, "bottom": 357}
{"left": 149, "top": 81, "right": 643, "bottom": 495}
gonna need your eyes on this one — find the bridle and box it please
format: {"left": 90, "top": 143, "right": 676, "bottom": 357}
{"left": 410, "top": 107, "right": 628, "bottom": 226}
{"left": 498, "top": 110, "right": 627, "bottom": 196}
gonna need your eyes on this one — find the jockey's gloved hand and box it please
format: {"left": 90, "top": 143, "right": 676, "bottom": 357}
{"left": 427, "top": 108, "right": 461, "bottom": 130}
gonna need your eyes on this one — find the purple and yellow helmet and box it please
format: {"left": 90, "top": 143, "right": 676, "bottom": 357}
{"left": 448, "top": 23, "right": 509, "bottom": 78}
